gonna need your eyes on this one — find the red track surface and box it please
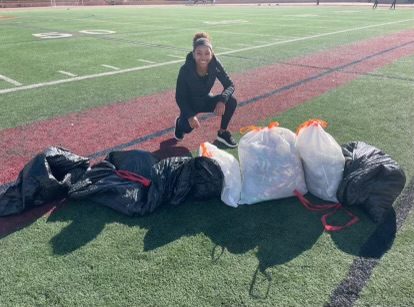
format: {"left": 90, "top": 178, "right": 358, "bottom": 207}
{"left": 1, "top": 29, "right": 414, "bottom": 185}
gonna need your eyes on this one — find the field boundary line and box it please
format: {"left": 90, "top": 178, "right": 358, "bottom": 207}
{"left": 0, "top": 19, "right": 413, "bottom": 95}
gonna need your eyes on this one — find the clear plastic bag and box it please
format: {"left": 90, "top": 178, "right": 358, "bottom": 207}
{"left": 296, "top": 119, "right": 345, "bottom": 202}
{"left": 238, "top": 122, "right": 307, "bottom": 205}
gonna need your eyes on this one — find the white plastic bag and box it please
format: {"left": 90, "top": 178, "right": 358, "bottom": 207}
{"left": 296, "top": 119, "right": 345, "bottom": 202}
{"left": 238, "top": 122, "right": 307, "bottom": 205}
{"left": 199, "top": 142, "right": 241, "bottom": 207}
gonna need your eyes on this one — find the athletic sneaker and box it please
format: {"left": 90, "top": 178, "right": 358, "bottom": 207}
{"left": 174, "top": 117, "right": 184, "bottom": 141}
{"left": 216, "top": 130, "right": 238, "bottom": 148}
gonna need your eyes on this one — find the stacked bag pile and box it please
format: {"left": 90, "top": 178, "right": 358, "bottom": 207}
{"left": 0, "top": 119, "right": 407, "bottom": 229}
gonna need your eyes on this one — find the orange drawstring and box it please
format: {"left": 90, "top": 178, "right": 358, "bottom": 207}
{"left": 240, "top": 121, "right": 280, "bottom": 134}
{"left": 296, "top": 119, "right": 328, "bottom": 135}
{"left": 200, "top": 142, "right": 213, "bottom": 158}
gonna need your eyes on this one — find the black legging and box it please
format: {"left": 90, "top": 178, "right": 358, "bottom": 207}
{"left": 178, "top": 95, "right": 237, "bottom": 134}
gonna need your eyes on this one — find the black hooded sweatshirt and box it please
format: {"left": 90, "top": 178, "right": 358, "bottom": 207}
{"left": 175, "top": 52, "right": 235, "bottom": 120}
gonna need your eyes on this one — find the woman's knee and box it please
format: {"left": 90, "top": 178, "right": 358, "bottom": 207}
{"left": 226, "top": 96, "right": 237, "bottom": 111}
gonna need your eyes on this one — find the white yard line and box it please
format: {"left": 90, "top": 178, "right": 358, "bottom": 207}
{"left": 215, "top": 47, "right": 234, "bottom": 50}
{"left": 0, "top": 60, "right": 184, "bottom": 95}
{"left": 0, "top": 74, "right": 22, "bottom": 86}
{"left": 138, "top": 59, "right": 156, "bottom": 64}
{"left": 58, "top": 70, "right": 78, "bottom": 77}
{"left": 254, "top": 40, "right": 270, "bottom": 44}
{"left": 1, "top": 19, "right": 413, "bottom": 95}
{"left": 211, "top": 30, "right": 276, "bottom": 37}
{"left": 217, "top": 19, "right": 414, "bottom": 57}
{"left": 101, "top": 64, "right": 120, "bottom": 70}
{"left": 236, "top": 43, "right": 252, "bottom": 47}
{"left": 167, "top": 55, "right": 185, "bottom": 59}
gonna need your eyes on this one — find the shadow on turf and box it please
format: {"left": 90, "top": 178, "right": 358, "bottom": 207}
{"left": 45, "top": 192, "right": 396, "bottom": 298}
{"left": 151, "top": 138, "right": 192, "bottom": 160}
{"left": 0, "top": 201, "right": 59, "bottom": 240}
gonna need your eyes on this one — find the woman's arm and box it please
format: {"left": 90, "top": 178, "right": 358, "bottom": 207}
{"left": 175, "top": 66, "right": 196, "bottom": 120}
{"left": 215, "top": 59, "right": 235, "bottom": 103}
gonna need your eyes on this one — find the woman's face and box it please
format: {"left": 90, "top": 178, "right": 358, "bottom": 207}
{"left": 193, "top": 45, "right": 213, "bottom": 70}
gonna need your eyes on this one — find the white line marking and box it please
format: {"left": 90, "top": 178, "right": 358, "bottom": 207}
{"left": 215, "top": 20, "right": 414, "bottom": 56}
{"left": 0, "top": 60, "right": 183, "bottom": 94}
{"left": 79, "top": 30, "right": 116, "bottom": 35}
{"left": 236, "top": 43, "right": 252, "bottom": 47}
{"left": 203, "top": 19, "right": 248, "bottom": 25}
{"left": 58, "top": 70, "right": 78, "bottom": 77}
{"left": 167, "top": 55, "right": 185, "bottom": 59}
{"left": 0, "top": 74, "right": 22, "bottom": 86}
{"left": 212, "top": 30, "right": 275, "bottom": 37}
{"left": 101, "top": 64, "right": 120, "bottom": 70}
{"left": 138, "top": 59, "right": 156, "bottom": 64}
{"left": 285, "top": 14, "right": 319, "bottom": 18}
{"left": 1, "top": 19, "right": 413, "bottom": 95}
{"left": 254, "top": 40, "right": 269, "bottom": 44}
{"left": 334, "top": 10, "right": 361, "bottom": 13}
{"left": 216, "top": 47, "right": 234, "bottom": 50}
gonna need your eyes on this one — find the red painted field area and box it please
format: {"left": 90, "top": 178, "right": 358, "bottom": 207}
{"left": 1, "top": 29, "right": 414, "bottom": 185}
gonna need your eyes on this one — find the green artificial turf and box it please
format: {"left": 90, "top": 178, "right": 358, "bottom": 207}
{"left": 0, "top": 5, "right": 413, "bottom": 307}
{"left": 1, "top": 51, "right": 413, "bottom": 307}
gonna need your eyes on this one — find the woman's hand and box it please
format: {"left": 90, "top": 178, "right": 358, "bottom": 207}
{"left": 189, "top": 116, "right": 200, "bottom": 129}
{"left": 214, "top": 102, "right": 225, "bottom": 116}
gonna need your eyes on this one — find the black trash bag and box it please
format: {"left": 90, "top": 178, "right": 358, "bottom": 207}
{"left": 0, "top": 147, "right": 89, "bottom": 217}
{"left": 69, "top": 161, "right": 149, "bottom": 216}
{"left": 190, "top": 157, "right": 224, "bottom": 200}
{"left": 71, "top": 160, "right": 116, "bottom": 187}
{"left": 145, "top": 156, "right": 193, "bottom": 214}
{"left": 105, "top": 150, "right": 158, "bottom": 178}
{"left": 337, "top": 141, "right": 406, "bottom": 223}
{"left": 145, "top": 156, "right": 224, "bottom": 214}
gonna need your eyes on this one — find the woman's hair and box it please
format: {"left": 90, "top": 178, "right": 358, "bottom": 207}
{"left": 193, "top": 32, "right": 211, "bottom": 46}
{"left": 192, "top": 32, "right": 213, "bottom": 51}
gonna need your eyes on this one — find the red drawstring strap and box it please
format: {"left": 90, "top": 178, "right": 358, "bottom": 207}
{"left": 115, "top": 170, "right": 151, "bottom": 187}
{"left": 321, "top": 206, "right": 359, "bottom": 232}
{"left": 293, "top": 190, "right": 359, "bottom": 232}
{"left": 293, "top": 190, "right": 339, "bottom": 211}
